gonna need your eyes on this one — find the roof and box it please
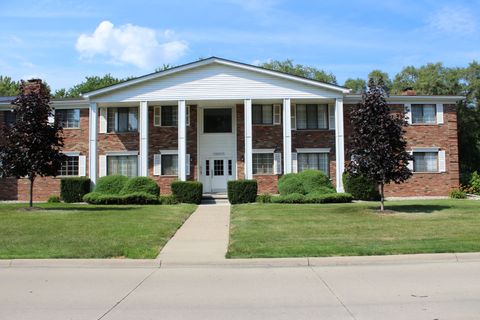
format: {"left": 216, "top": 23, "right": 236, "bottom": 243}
{"left": 344, "top": 94, "right": 464, "bottom": 104}
{"left": 82, "top": 56, "right": 352, "bottom": 98}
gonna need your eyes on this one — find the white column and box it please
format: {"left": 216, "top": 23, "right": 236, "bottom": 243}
{"left": 178, "top": 100, "right": 187, "bottom": 181}
{"left": 139, "top": 101, "right": 149, "bottom": 176}
{"left": 282, "top": 98, "right": 292, "bottom": 174}
{"left": 244, "top": 99, "right": 253, "bottom": 179}
{"left": 88, "top": 102, "right": 98, "bottom": 188}
{"left": 335, "top": 98, "right": 345, "bottom": 192}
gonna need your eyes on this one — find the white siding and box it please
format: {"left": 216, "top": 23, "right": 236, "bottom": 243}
{"left": 92, "top": 64, "right": 342, "bottom": 103}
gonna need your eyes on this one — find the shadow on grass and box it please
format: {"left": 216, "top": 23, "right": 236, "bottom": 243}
{"left": 41, "top": 206, "right": 141, "bottom": 212}
{"left": 369, "top": 205, "right": 451, "bottom": 214}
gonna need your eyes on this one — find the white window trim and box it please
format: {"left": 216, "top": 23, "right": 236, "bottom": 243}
{"left": 105, "top": 151, "right": 139, "bottom": 156}
{"left": 252, "top": 150, "right": 278, "bottom": 176}
{"left": 158, "top": 150, "right": 179, "bottom": 176}
{"left": 58, "top": 152, "right": 83, "bottom": 177}
{"left": 252, "top": 148, "right": 275, "bottom": 154}
{"left": 412, "top": 147, "right": 440, "bottom": 152}
{"left": 160, "top": 149, "right": 178, "bottom": 155}
{"left": 62, "top": 151, "right": 81, "bottom": 156}
{"left": 296, "top": 148, "right": 330, "bottom": 153}
{"left": 409, "top": 103, "right": 443, "bottom": 125}
{"left": 411, "top": 148, "right": 445, "bottom": 173}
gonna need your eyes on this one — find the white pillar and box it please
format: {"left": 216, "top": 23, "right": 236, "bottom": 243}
{"left": 178, "top": 100, "right": 187, "bottom": 181}
{"left": 282, "top": 98, "right": 292, "bottom": 174}
{"left": 88, "top": 102, "right": 98, "bottom": 188}
{"left": 335, "top": 98, "right": 345, "bottom": 192}
{"left": 244, "top": 99, "right": 253, "bottom": 179}
{"left": 139, "top": 101, "right": 149, "bottom": 176}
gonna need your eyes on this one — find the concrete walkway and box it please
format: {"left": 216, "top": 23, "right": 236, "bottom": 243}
{"left": 157, "top": 200, "right": 230, "bottom": 265}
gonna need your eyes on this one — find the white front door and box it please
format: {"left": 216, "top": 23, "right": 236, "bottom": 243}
{"left": 203, "top": 157, "right": 233, "bottom": 193}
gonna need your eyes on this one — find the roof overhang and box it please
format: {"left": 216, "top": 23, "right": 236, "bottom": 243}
{"left": 345, "top": 94, "right": 465, "bottom": 104}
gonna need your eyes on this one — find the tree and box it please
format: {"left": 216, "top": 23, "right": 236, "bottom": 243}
{"left": 260, "top": 59, "right": 337, "bottom": 84}
{"left": 344, "top": 78, "right": 366, "bottom": 94}
{"left": 0, "top": 76, "right": 20, "bottom": 96}
{"left": 155, "top": 64, "right": 174, "bottom": 72}
{"left": 64, "top": 74, "right": 126, "bottom": 98}
{"left": 368, "top": 70, "right": 392, "bottom": 92}
{"left": 0, "top": 80, "right": 65, "bottom": 208}
{"left": 347, "top": 79, "right": 412, "bottom": 211}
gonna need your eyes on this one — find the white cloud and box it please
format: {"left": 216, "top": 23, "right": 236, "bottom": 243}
{"left": 75, "top": 21, "right": 188, "bottom": 69}
{"left": 427, "top": 6, "right": 476, "bottom": 35}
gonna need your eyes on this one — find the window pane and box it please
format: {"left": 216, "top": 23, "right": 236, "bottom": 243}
{"left": 296, "top": 105, "right": 307, "bottom": 129}
{"left": 59, "top": 155, "right": 79, "bottom": 176}
{"left": 317, "top": 105, "right": 327, "bottom": 129}
{"left": 108, "top": 155, "right": 138, "bottom": 177}
{"left": 306, "top": 105, "right": 318, "bottom": 129}
{"left": 252, "top": 105, "right": 262, "bottom": 124}
{"left": 214, "top": 160, "right": 224, "bottom": 176}
{"left": 262, "top": 105, "right": 273, "bottom": 124}
{"left": 128, "top": 107, "right": 138, "bottom": 131}
{"left": 161, "top": 106, "right": 177, "bottom": 126}
{"left": 298, "top": 153, "right": 329, "bottom": 175}
{"left": 253, "top": 153, "right": 274, "bottom": 174}
{"left": 204, "top": 108, "right": 232, "bottom": 133}
{"left": 117, "top": 108, "right": 128, "bottom": 132}
{"left": 107, "top": 108, "right": 116, "bottom": 132}
{"left": 423, "top": 104, "right": 436, "bottom": 123}
{"left": 162, "top": 155, "right": 178, "bottom": 175}
{"left": 413, "top": 152, "right": 438, "bottom": 172}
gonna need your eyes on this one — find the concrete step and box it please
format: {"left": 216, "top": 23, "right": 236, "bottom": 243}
{"left": 202, "top": 193, "right": 228, "bottom": 200}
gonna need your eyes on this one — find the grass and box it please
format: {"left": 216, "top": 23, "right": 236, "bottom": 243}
{"left": 0, "top": 203, "right": 196, "bottom": 259}
{"left": 227, "top": 199, "right": 480, "bottom": 258}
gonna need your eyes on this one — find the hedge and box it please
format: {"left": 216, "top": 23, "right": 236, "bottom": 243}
{"left": 121, "top": 176, "right": 159, "bottom": 196}
{"left": 171, "top": 181, "right": 203, "bottom": 204}
{"left": 228, "top": 180, "right": 257, "bottom": 204}
{"left": 342, "top": 172, "right": 380, "bottom": 201}
{"left": 271, "top": 193, "right": 306, "bottom": 203}
{"left": 278, "top": 170, "right": 334, "bottom": 195}
{"left": 95, "top": 175, "right": 129, "bottom": 194}
{"left": 60, "top": 177, "right": 91, "bottom": 203}
{"left": 159, "top": 195, "right": 179, "bottom": 205}
{"left": 271, "top": 192, "right": 353, "bottom": 204}
{"left": 83, "top": 192, "right": 159, "bottom": 205}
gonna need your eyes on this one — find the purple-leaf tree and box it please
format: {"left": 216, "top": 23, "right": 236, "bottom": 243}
{"left": 0, "top": 79, "right": 65, "bottom": 208}
{"left": 347, "top": 78, "right": 412, "bottom": 211}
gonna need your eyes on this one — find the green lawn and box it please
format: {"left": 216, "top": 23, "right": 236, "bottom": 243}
{"left": 0, "top": 203, "right": 196, "bottom": 259}
{"left": 228, "top": 200, "right": 480, "bottom": 258}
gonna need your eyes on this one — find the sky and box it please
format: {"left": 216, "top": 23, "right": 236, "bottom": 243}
{"left": 1, "top": 0, "right": 480, "bottom": 91}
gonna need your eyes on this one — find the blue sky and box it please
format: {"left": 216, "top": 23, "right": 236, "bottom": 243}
{"left": 1, "top": 0, "right": 479, "bottom": 91}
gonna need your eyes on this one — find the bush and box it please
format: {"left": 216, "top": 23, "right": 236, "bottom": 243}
{"left": 256, "top": 193, "right": 272, "bottom": 203}
{"left": 121, "top": 177, "right": 159, "bottom": 196}
{"left": 343, "top": 172, "right": 380, "bottom": 201}
{"left": 171, "top": 181, "right": 203, "bottom": 204}
{"left": 271, "top": 193, "right": 306, "bottom": 203}
{"left": 228, "top": 180, "right": 257, "bottom": 204}
{"left": 297, "top": 170, "right": 335, "bottom": 194}
{"left": 83, "top": 192, "right": 158, "bottom": 205}
{"left": 469, "top": 171, "right": 480, "bottom": 195}
{"left": 278, "top": 173, "right": 305, "bottom": 195}
{"left": 47, "top": 195, "right": 61, "bottom": 203}
{"left": 449, "top": 188, "right": 467, "bottom": 199}
{"left": 95, "top": 175, "right": 129, "bottom": 194}
{"left": 160, "top": 195, "right": 179, "bottom": 205}
{"left": 60, "top": 177, "right": 91, "bottom": 203}
{"left": 306, "top": 192, "right": 353, "bottom": 203}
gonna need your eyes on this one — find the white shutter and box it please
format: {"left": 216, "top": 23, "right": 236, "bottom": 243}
{"left": 291, "top": 152, "right": 298, "bottom": 173}
{"left": 290, "top": 104, "right": 297, "bottom": 130}
{"left": 153, "top": 154, "right": 161, "bottom": 176}
{"left": 99, "top": 108, "right": 107, "bottom": 133}
{"left": 99, "top": 155, "right": 107, "bottom": 177}
{"left": 273, "top": 104, "right": 281, "bottom": 125}
{"left": 328, "top": 104, "right": 335, "bottom": 130}
{"left": 78, "top": 155, "right": 86, "bottom": 176}
{"left": 438, "top": 150, "right": 446, "bottom": 172}
{"left": 186, "top": 105, "right": 191, "bottom": 126}
{"left": 274, "top": 152, "right": 282, "bottom": 174}
{"left": 436, "top": 104, "right": 444, "bottom": 124}
{"left": 407, "top": 151, "right": 414, "bottom": 171}
{"left": 154, "top": 107, "right": 161, "bottom": 126}
{"left": 48, "top": 108, "right": 55, "bottom": 125}
{"left": 186, "top": 154, "right": 191, "bottom": 176}
{"left": 405, "top": 104, "right": 412, "bottom": 125}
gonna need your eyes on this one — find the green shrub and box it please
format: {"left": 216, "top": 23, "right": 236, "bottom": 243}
{"left": 171, "top": 181, "right": 203, "bottom": 204}
{"left": 278, "top": 173, "right": 305, "bottom": 195}
{"left": 449, "top": 188, "right": 467, "bottom": 199}
{"left": 306, "top": 192, "right": 353, "bottom": 203}
{"left": 83, "top": 192, "right": 158, "bottom": 205}
{"left": 159, "top": 195, "right": 179, "bottom": 205}
{"left": 121, "top": 177, "right": 159, "bottom": 196}
{"left": 47, "top": 195, "right": 61, "bottom": 203}
{"left": 60, "top": 177, "right": 91, "bottom": 203}
{"left": 95, "top": 175, "right": 129, "bottom": 194}
{"left": 271, "top": 193, "right": 306, "bottom": 203}
{"left": 228, "top": 180, "right": 257, "bottom": 204}
{"left": 343, "top": 172, "right": 380, "bottom": 201}
{"left": 469, "top": 171, "right": 480, "bottom": 195}
{"left": 298, "top": 170, "right": 335, "bottom": 194}
{"left": 256, "top": 193, "right": 272, "bottom": 203}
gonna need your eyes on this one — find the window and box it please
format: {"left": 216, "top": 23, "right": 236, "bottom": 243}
{"left": 107, "top": 155, "right": 138, "bottom": 177}
{"left": 214, "top": 160, "right": 224, "bottom": 176}
{"left": 107, "top": 107, "right": 138, "bottom": 132}
{"left": 161, "top": 154, "right": 178, "bottom": 175}
{"left": 205, "top": 160, "right": 210, "bottom": 176}
{"left": 204, "top": 108, "right": 232, "bottom": 133}
{"left": 228, "top": 159, "right": 233, "bottom": 176}
{"left": 252, "top": 104, "right": 273, "bottom": 125}
{"left": 296, "top": 104, "right": 328, "bottom": 129}
{"left": 55, "top": 109, "right": 80, "bottom": 128}
{"left": 413, "top": 152, "right": 438, "bottom": 172}
{"left": 253, "top": 153, "right": 274, "bottom": 174}
{"left": 298, "top": 153, "right": 329, "bottom": 175}
{"left": 160, "top": 106, "right": 178, "bottom": 126}
{"left": 412, "top": 104, "right": 436, "bottom": 124}
{"left": 58, "top": 155, "right": 79, "bottom": 176}
{"left": 3, "top": 111, "right": 16, "bottom": 126}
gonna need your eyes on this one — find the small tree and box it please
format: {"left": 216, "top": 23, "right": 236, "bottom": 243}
{"left": 347, "top": 79, "right": 412, "bottom": 211}
{"left": 0, "top": 80, "right": 65, "bottom": 207}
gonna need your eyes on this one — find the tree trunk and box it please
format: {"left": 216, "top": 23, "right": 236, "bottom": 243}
{"left": 29, "top": 176, "right": 34, "bottom": 208}
{"left": 380, "top": 183, "right": 385, "bottom": 211}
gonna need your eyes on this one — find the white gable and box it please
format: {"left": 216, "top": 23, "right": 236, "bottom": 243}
{"left": 91, "top": 63, "right": 344, "bottom": 103}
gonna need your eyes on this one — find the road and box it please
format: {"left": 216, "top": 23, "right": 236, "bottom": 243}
{"left": 1, "top": 260, "right": 479, "bottom": 320}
